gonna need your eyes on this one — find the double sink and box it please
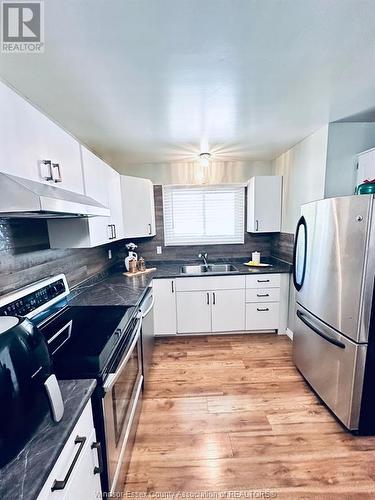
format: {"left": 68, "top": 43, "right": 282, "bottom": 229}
{"left": 180, "top": 263, "right": 238, "bottom": 275}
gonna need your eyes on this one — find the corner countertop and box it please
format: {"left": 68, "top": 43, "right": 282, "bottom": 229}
{"left": 68, "top": 257, "right": 292, "bottom": 308}
{"left": 0, "top": 379, "right": 97, "bottom": 500}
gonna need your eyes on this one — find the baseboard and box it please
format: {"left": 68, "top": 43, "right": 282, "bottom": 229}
{"left": 286, "top": 328, "right": 294, "bottom": 340}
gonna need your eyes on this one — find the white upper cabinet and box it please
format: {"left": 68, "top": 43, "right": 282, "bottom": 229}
{"left": 357, "top": 149, "right": 375, "bottom": 187}
{"left": 107, "top": 167, "right": 124, "bottom": 240}
{"left": 80, "top": 146, "right": 123, "bottom": 242}
{"left": 48, "top": 147, "right": 124, "bottom": 248}
{"left": 121, "top": 175, "right": 156, "bottom": 238}
{"left": 81, "top": 147, "right": 109, "bottom": 206}
{"left": 0, "top": 81, "right": 84, "bottom": 194}
{"left": 247, "top": 176, "right": 282, "bottom": 233}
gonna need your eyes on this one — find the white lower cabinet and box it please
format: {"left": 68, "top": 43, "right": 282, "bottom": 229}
{"left": 154, "top": 273, "right": 289, "bottom": 336}
{"left": 245, "top": 273, "right": 289, "bottom": 333}
{"left": 211, "top": 289, "right": 245, "bottom": 332}
{"left": 175, "top": 276, "right": 246, "bottom": 333}
{"left": 37, "top": 400, "right": 102, "bottom": 500}
{"left": 153, "top": 279, "right": 177, "bottom": 335}
{"left": 176, "top": 291, "right": 211, "bottom": 334}
{"left": 245, "top": 302, "right": 280, "bottom": 330}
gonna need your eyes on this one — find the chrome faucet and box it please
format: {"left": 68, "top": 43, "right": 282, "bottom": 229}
{"left": 198, "top": 252, "right": 208, "bottom": 269}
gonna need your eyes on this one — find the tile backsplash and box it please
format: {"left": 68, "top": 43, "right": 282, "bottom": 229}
{"left": 0, "top": 218, "right": 118, "bottom": 296}
{"left": 271, "top": 232, "right": 294, "bottom": 264}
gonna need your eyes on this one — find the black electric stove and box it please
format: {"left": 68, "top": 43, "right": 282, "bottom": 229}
{"left": 0, "top": 275, "right": 143, "bottom": 493}
{"left": 38, "top": 305, "right": 137, "bottom": 381}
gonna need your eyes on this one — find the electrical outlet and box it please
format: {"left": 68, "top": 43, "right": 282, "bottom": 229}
{"left": 156, "top": 246, "right": 162, "bottom": 255}
{"left": 108, "top": 249, "right": 112, "bottom": 259}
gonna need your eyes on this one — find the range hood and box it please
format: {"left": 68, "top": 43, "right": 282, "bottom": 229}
{"left": 0, "top": 173, "right": 110, "bottom": 218}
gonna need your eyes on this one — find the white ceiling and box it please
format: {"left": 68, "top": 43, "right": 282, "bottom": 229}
{"left": 1, "top": 0, "right": 375, "bottom": 168}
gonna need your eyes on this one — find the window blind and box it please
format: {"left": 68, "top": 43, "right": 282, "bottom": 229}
{"left": 163, "top": 184, "right": 245, "bottom": 246}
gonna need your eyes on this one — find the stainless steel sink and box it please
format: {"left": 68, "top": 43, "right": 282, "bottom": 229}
{"left": 180, "top": 263, "right": 238, "bottom": 274}
{"left": 207, "top": 263, "right": 237, "bottom": 273}
{"left": 180, "top": 264, "right": 208, "bottom": 274}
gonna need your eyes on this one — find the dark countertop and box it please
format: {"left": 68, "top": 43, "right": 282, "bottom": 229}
{"left": 69, "top": 258, "right": 292, "bottom": 308}
{"left": 0, "top": 379, "right": 97, "bottom": 500}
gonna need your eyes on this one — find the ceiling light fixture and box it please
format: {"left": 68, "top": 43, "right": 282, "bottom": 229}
{"left": 199, "top": 152, "right": 211, "bottom": 168}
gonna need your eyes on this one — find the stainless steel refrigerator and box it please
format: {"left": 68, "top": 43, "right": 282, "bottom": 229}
{"left": 293, "top": 194, "right": 375, "bottom": 434}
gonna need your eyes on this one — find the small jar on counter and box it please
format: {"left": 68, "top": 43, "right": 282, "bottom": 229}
{"left": 138, "top": 257, "right": 146, "bottom": 272}
{"left": 129, "top": 258, "right": 138, "bottom": 273}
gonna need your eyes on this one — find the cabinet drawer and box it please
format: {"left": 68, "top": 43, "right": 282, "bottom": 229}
{"left": 246, "top": 288, "right": 280, "bottom": 303}
{"left": 246, "top": 274, "right": 280, "bottom": 289}
{"left": 246, "top": 302, "right": 279, "bottom": 330}
{"left": 176, "top": 275, "right": 245, "bottom": 292}
{"left": 37, "top": 400, "right": 97, "bottom": 499}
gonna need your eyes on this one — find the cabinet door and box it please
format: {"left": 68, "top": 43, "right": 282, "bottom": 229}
{"left": 107, "top": 168, "right": 124, "bottom": 240}
{"left": 121, "top": 175, "right": 156, "bottom": 238}
{"left": 82, "top": 148, "right": 111, "bottom": 246}
{"left": 211, "top": 289, "right": 245, "bottom": 332}
{"left": 49, "top": 146, "right": 115, "bottom": 248}
{"left": 176, "top": 291, "right": 211, "bottom": 334}
{"left": 357, "top": 149, "right": 375, "bottom": 186}
{"left": 247, "top": 176, "right": 281, "bottom": 233}
{"left": 81, "top": 146, "right": 109, "bottom": 205}
{"left": 0, "top": 81, "right": 83, "bottom": 194}
{"left": 153, "top": 279, "right": 177, "bottom": 335}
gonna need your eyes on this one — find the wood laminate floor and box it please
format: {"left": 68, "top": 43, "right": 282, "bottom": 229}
{"left": 124, "top": 334, "right": 375, "bottom": 499}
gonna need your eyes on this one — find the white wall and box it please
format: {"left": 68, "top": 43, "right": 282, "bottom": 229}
{"left": 272, "top": 125, "right": 329, "bottom": 333}
{"left": 272, "top": 125, "right": 329, "bottom": 233}
{"left": 116, "top": 159, "right": 272, "bottom": 185}
{"left": 325, "top": 122, "right": 375, "bottom": 198}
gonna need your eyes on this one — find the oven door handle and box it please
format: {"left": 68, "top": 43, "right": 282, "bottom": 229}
{"left": 103, "top": 315, "right": 142, "bottom": 392}
{"left": 141, "top": 293, "right": 155, "bottom": 318}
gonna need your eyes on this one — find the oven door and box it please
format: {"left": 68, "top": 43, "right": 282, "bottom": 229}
{"left": 102, "top": 314, "right": 143, "bottom": 494}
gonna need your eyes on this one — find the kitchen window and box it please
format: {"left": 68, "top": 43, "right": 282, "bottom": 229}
{"left": 163, "top": 184, "right": 245, "bottom": 246}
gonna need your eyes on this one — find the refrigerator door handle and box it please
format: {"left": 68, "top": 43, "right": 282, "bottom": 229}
{"left": 296, "top": 310, "right": 346, "bottom": 349}
{"left": 293, "top": 216, "right": 307, "bottom": 291}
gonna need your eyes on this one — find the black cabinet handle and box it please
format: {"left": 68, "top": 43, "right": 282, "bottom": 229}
{"left": 171, "top": 281, "right": 174, "bottom": 293}
{"left": 108, "top": 224, "right": 113, "bottom": 240}
{"left": 148, "top": 223, "right": 152, "bottom": 235}
{"left": 91, "top": 441, "right": 104, "bottom": 475}
{"left": 296, "top": 310, "right": 345, "bottom": 349}
{"left": 256, "top": 220, "right": 259, "bottom": 231}
{"left": 257, "top": 308, "right": 269, "bottom": 312}
{"left": 257, "top": 293, "right": 269, "bottom": 297}
{"left": 257, "top": 279, "right": 270, "bottom": 283}
{"left": 51, "top": 436, "right": 86, "bottom": 491}
{"left": 207, "top": 292, "right": 210, "bottom": 305}
{"left": 213, "top": 292, "right": 216, "bottom": 305}
{"left": 112, "top": 224, "right": 116, "bottom": 239}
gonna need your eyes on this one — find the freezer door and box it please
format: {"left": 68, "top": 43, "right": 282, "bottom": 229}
{"left": 296, "top": 195, "right": 373, "bottom": 343}
{"left": 294, "top": 306, "right": 367, "bottom": 430}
